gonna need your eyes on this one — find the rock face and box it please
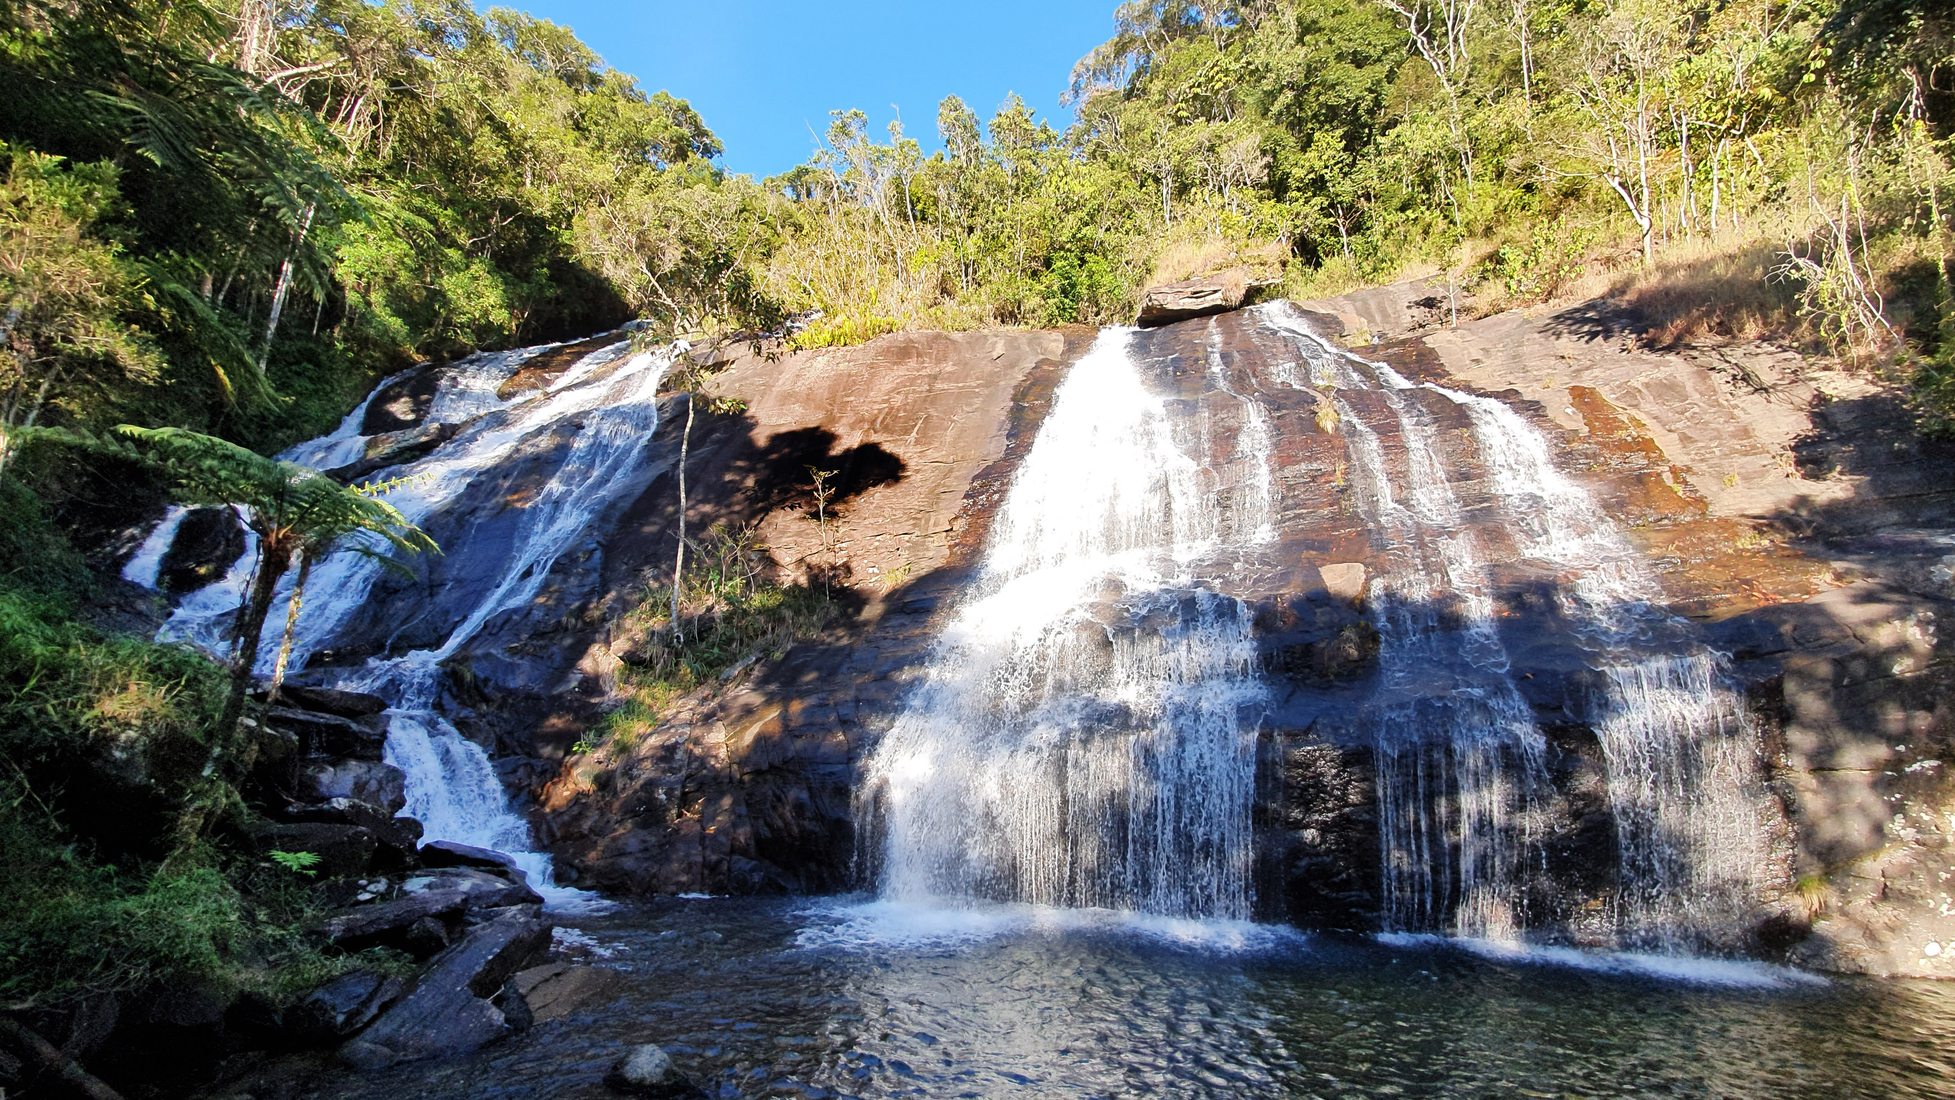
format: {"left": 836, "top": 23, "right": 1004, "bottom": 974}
{"left": 1135, "top": 268, "right": 1273, "bottom": 326}
{"left": 535, "top": 328, "right": 1091, "bottom": 894}
{"left": 210, "top": 279, "right": 1955, "bottom": 977}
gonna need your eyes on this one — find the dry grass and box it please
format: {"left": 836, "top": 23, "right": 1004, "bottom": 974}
{"left": 1602, "top": 236, "right": 1803, "bottom": 348}
{"left": 1146, "top": 215, "right": 1287, "bottom": 289}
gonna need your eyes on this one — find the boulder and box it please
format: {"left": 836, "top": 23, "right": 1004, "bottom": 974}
{"left": 287, "top": 970, "right": 404, "bottom": 1044}
{"left": 342, "top": 907, "right": 551, "bottom": 1066}
{"left": 1136, "top": 269, "right": 1274, "bottom": 326}
{"left": 265, "top": 706, "right": 389, "bottom": 761}
{"left": 159, "top": 506, "right": 245, "bottom": 594}
{"left": 313, "top": 868, "right": 542, "bottom": 947}
{"left": 605, "top": 1044, "right": 707, "bottom": 1098}
{"left": 277, "top": 797, "right": 422, "bottom": 867}
{"left": 251, "top": 821, "right": 379, "bottom": 879}
{"left": 297, "top": 760, "right": 407, "bottom": 815}
{"left": 1318, "top": 563, "right": 1367, "bottom": 605}
{"left": 419, "top": 840, "right": 530, "bottom": 883}
{"left": 332, "top": 422, "right": 462, "bottom": 481}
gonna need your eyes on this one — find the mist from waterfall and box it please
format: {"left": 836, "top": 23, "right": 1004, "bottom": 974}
{"left": 860, "top": 327, "right": 1269, "bottom": 919}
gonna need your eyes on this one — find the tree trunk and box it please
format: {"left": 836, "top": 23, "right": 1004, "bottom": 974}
{"left": 256, "top": 204, "right": 316, "bottom": 376}
{"left": 268, "top": 549, "right": 312, "bottom": 701}
{"left": 670, "top": 392, "right": 695, "bottom": 645}
{"left": 221, "top": 535, "right": 290, "bottom": 737}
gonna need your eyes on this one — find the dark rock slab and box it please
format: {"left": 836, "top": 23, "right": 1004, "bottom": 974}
{"left": 288, "top": 971, "right": 404, "bottom": 1045}
{"left": 266, "top": 706, "right": 389, "bottom": 761}
{"left": 418, "top": 840, "right": 527, "bottom": 882}
{"left": 159, "top": 506, "right": 244, "bottom": 594}
{"left": 341, "top": 907, "right": 550, "bottom": 1066}
{"left": 313, "top": 869, "right": 541, "bottom": 947}
{"left": 267, "top": 685, "right": 389, "bottom": 719}
{"left": 277, "top": 797, "right": 423, "bottom": 863}
{"left": 251, "top": 821, "right": 379, "bottom": 879}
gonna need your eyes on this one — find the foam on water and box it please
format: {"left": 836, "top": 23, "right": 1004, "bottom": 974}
{"left": 1376, "top": 932, "right": 1825, "bottom": 989}
{"left": 798, "top": 898, "right": 1307, "bottom": 955}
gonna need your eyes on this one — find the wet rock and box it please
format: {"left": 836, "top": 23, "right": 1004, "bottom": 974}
{"left": 1136, "top": 269, "right": 1273, "bottom": 326}
{"left": 159, "top": 506, "right": 244, "bottom": 594}
{"left": 297, "top": 761, "right": 407, "bottom": 816}
{"left": 333, "top": 421, "right": 463, "bottom": 481}
{"left": 514, "top": 963, "right": 625, "bottom": 1023}
{"left": 343, "top": 907, "right": 550, "bottom": 1066}
{"left": 419, "top": 840, "right": 527, "bottom": 882}
{"left": 605, "top": 1044, "right": 707, "bottom": 1098}
{"left": 288, "top": 971, "right": 403, "bottom": 1044}
{"left": 313, "top": 868, "right": 541, "bottom": 947}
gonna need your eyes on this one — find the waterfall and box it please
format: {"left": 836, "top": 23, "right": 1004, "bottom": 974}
{"left": 152, "top": 335, "right": 671, "bottom": 910}
{"left": 1261, "top": 306, "right": 1549, "bottom": 940}
{"left": 121, "top": 505, "right": 188, "bottom": 589}
{"left": 1413, "top": 373, "right": 1767, "bottom": 950}
{"left": 1259, "top": 303, "right": 1764, "bottom": 950}
{"left": 861, "top": 328, "right": 1268, "bottom": 919}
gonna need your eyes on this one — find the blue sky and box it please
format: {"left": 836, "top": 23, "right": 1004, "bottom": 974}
{"left": 502, "top": 0, "right": 1118, "bottom": 178}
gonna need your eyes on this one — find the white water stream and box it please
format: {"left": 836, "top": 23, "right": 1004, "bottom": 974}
{"left": 861, "top": 328, "right": 1268, "bottom": 919}
{"left": 1260, "top": 303, "right": 1764, "bottom": 949}
{"left": 152, "top": 336, "right": 672, "bottom": 910}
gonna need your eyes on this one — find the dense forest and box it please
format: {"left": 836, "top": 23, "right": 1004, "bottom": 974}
{"left": 1, "top": 0, "right": 1951, "bottom": 1065}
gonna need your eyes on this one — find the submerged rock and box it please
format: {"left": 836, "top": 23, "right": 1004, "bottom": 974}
{"left": 605, "top": 1043, "right": 707, "bottom": 1098}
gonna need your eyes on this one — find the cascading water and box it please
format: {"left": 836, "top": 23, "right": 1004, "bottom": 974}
{"left": 1261, "top": 306, "right": 1550, "bottom": 941}
{"left": 1259, "top": 302, "right": 1764, "bottom": 950}
{"left": 153, "top": 336, "right": 676, "bottom": 910}
{"left": 860, "top": 328, "right": 1268, "bottom": 919}
{"left": 121, "top": 505, "right": 188, "bottom": 589}
{"left": 1415, "top": 374, "right": 1767, "bottom": 950}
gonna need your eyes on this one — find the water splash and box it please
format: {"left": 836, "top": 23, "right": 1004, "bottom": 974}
{"left": 861, "top": 328, "right": 1268, "bottom": 920}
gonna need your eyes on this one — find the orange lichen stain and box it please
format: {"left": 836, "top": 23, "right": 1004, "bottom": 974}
{"left": 1566, "top": 385, "right": 1837, "bottom": 618}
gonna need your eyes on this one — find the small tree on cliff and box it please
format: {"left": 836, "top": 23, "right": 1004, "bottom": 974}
{"left": 107, "top": 426, "right": 434, "bottom": 730}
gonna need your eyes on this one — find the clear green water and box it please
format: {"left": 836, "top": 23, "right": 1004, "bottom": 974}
{"left": 299, "top": 897, "right": 1955, "bottom": 1099}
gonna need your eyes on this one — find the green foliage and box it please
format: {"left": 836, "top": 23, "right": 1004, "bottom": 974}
{"left": 580, "top": 525, "right": 833, "bottom": 754}
{"left": 268, "top": 848, "right": 321, "bottom": 876}
{"left": 0, "top": 823, "right": 247, "bottom": 1010}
